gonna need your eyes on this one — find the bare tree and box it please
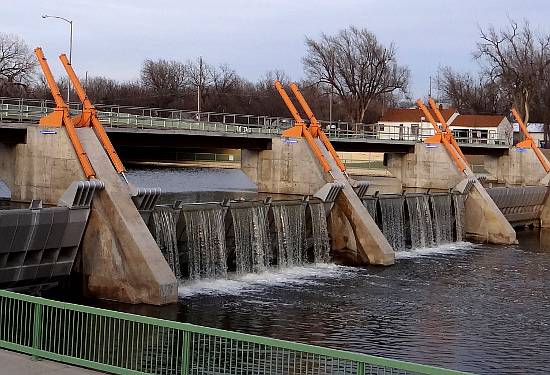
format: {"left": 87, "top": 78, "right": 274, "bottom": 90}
{"left": 438, "top": 66, "right": 506, "bottom": 114}
{"left": 304, "top": 26, "right": 409, "bottom": 123}
{"left": 476, "top": 20, "right": 550, "bottom": 126}
{"left": 0, "top": 33, "right": 36, "bottom": 96}
{"left": 140, "top": 59, "right": 187, "bottom": 107}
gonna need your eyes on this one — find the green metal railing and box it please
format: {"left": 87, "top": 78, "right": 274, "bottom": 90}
{"left": 0, "top": 97, "right": 510, "bottom": 146}
{"left": 0, "top": 290, "right": 471, "bottom": 375}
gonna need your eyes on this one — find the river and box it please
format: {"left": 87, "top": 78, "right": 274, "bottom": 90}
{"left": 53, "top": 167, "right": 550, "bottom": 374}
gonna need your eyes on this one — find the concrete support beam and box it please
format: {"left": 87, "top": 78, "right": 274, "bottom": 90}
{"left": 76, "top": 128, "right": 177, "bottom": 305}
{"left": 465, "top": 181, "right": 517, "bottom": 244}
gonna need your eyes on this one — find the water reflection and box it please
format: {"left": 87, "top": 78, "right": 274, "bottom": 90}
{"left": 80, "top": 232, "right": 550, "bottom": 375}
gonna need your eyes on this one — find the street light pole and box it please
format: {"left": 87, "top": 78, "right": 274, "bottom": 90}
{"left": 42, "top": 14, "right": 73, "bottom": 103}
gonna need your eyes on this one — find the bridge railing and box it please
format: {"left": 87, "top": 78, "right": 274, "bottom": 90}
{"left": 0, "top": 96, "right": 510, "bottom": 145}
{"left": 0, "top": 290, "right": 469, "bottom": 375}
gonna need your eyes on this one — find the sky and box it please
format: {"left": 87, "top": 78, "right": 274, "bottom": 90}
{"left": 3, "top": 0, "right": 550, "bottom": 99}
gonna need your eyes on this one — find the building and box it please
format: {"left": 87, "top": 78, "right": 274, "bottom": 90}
{"left": 513, "top": 123, "right": 546, "bottom": 147}
{"left": 377, "top": 107, "right": 512, "bottom": 144}
{"left": 377, "top": 107, "right": 458, "bottom": 140}
{"left": 450, "top": 114, "right": 513, "bottom": 145}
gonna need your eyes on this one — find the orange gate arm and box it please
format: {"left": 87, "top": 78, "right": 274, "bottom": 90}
{"left": 288, "top": 83, "right": 347, "bottom": 174}
{"left": 428, "top": 98, "right": 467, "bottom": 164}
{"left": 512, "top": 107, "right": 550, "bottom": 173}
{"left": 274, "top": 81, "right": 332, "bottom": 174}
{"left": 34, "top": 47, "right": 96, "bottom": 179}
{"left": 59, "top": 54, "right": 126, "bottom": 177}
{"left": 416, "top": 99, "right": 466, "bottom": 173}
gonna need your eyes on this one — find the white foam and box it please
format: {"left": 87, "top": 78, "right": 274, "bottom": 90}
{"left": 395, "top": 241, "right": 477, "bottom": 259}
{"left": 178, "top": 263, "right": 354, "bottom": 298}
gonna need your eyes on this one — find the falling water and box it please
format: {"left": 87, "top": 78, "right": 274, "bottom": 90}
{"left": 152, "top": 208, "right": 182, "bottom": 279}
{"left": 183, "top": 207, "right": 227, "bottom": 279}
{"left": 453, "top": 194, "right": 465, "bottom": 242}
{"left": 309, "top": 202, "right": 331, "bottom": 263}
{"left": 362, "top": 198, "right": 378, "bottom": 222}
{"left": 431, "top": 194, "right": 453, "bottom": 244}
{"left": 272, "top": 204, "right": 306, "bottom": 267}
{"left": 230, "top": 205, "right": 271, "bottom": 274}
{"left": 379, "top": 197, "right": 406, "bottom": 251}
{"left": 406, "top": 195, "right": 434, "bottom": 248}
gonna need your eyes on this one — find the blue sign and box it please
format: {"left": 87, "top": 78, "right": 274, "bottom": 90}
{"left": 516, "top": 147, "right": 526, "bottom": 153}
{"left": 40, "top": 130, "right": 57, "bottom": 135}
{"left": 425, "top": 143, "right": 439, "bottom": 149}
{"left": 283, "top": 137, "right": 298, "bottom": 144}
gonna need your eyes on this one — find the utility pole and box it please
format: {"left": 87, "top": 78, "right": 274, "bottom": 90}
{"left": 42, "top": 14, "right": 73, "bottom": 103}
{"left": 429, "top": 75, "right": 432, "bottom": 98}
{"left": 197, "top": 56, "right": 202, "bottom": 120}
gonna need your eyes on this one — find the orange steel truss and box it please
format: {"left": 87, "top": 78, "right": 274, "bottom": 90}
{"left": 59, "top": 54, "right": 126, "bottom": 176}
{"left": 274, "top": 81, "right": 332, "bottom": 174}
{"left": 288, "top": 83, "right": 347, "bottom": 174}
{"left": 34, "top": 47, "right": 96, "bottom": 180}
{"left": 274, "top": 80, "right": 348, "bottom": 176}
{"left": 416, "top": 99, "right": 466, "bottom": 173}
{"left": 511, "top": 107, "right": 550, "bottom": 173}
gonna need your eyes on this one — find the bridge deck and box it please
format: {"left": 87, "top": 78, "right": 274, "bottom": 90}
{"left": 0, "top": 122, "right": 510, "bottom": 156}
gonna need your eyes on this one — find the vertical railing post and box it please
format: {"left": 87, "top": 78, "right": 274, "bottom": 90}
{"left": 357, "top": 362, "right": 365, "bottom": 375}
{"left": 32, "top": 304, "right": 43, "bottom": 359}
{"left": 180, "top": 331, "right": 191, "bottom": 375}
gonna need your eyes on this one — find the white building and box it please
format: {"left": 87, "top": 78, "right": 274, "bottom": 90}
{"left": 512, "top": 123, "right": 546, "bottom": 147}
{"left": 377, "top": 107, "right": 458, "bottom": 140}
{"left": 450, "top": 114, "right": 513, "bottom": 145}
{"left": 377, "top": 107, "right": 513, "bottom": 145}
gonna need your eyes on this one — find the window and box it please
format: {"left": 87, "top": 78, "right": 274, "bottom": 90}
{"left": 411, "top": 124, "right": 419, "bottom": 136}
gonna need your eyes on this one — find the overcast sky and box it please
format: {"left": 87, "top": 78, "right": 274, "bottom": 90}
{"left": 3, "top": 0, "right": 549, "bottom": 100}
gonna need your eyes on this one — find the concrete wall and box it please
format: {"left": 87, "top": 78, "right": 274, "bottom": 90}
{"left": 482, "top": 148, "right": 547, "bottom": 186}
{"left": 0, "top": 127, "right": 84, "bottom": 204}
{"left": 386, "top": 143, "right": 465, "bottom": 191}
{"left": 241, "top": 138, "right": 329, "bottom": 195}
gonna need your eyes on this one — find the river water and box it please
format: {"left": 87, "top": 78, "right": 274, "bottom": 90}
{"left": 55, "top": 167, "right": 550, "bottom": 374}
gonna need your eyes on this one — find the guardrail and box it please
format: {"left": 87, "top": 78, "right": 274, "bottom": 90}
{"left": 0, "top": 96, "right": 510, "bottom": 145}
{"left": 0, "top": 290, "right": 470, "bottom": 375}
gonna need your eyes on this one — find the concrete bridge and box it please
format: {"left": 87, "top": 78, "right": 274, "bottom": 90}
{"left": 1, "top": 96, "right": 549, "bottom": 306}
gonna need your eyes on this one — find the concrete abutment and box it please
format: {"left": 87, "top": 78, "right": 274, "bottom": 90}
{"left": 0, "top": 125, "right": 177, "bottom": 305}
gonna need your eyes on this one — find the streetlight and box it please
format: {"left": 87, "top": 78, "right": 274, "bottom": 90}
{"left": 42, "top": 14, "right": 73, "bottom": 103}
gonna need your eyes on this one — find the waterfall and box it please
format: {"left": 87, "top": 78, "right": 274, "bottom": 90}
{"left": 152, "top": 208, "right": 181, "bottom": 279}
{"left": 431, "top": 194, "right": 453, "bottom": 244}
{"left": 362, "top": 198, "right": 378, "bottom": 222}
{"left": 453, "top": 194, "right": 465, "bottom": 242}
{"left": 183, "top": 207, "right": 227, "bottom": 279}
{"left": 309, "top": 202, "right": 331, "bottom": 263}
{"left": 379, "top": 197, "right": 406, "bottom": 251}
{"left": 272, "top": 204, "right": 306, "bottom": 267}
{"left": 230, "top": 205, "right": 271, "bottom": 274}
{"left": 405, "top": 195, "right": 434, "bottom": 248}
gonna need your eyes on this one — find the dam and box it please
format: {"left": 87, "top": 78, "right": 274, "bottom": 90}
{"left": 1, "top": 50, "right": 550, "bottom": 374}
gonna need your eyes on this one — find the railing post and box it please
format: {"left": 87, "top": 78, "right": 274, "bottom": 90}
{"left": 180, "top": 331, "right": 191, "bottom": 375}
{"left": 32, "top": 304, "right": 43, "bottom": 359}
{"left": 357, "top": 362, "right": 365, "bottom": 375}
